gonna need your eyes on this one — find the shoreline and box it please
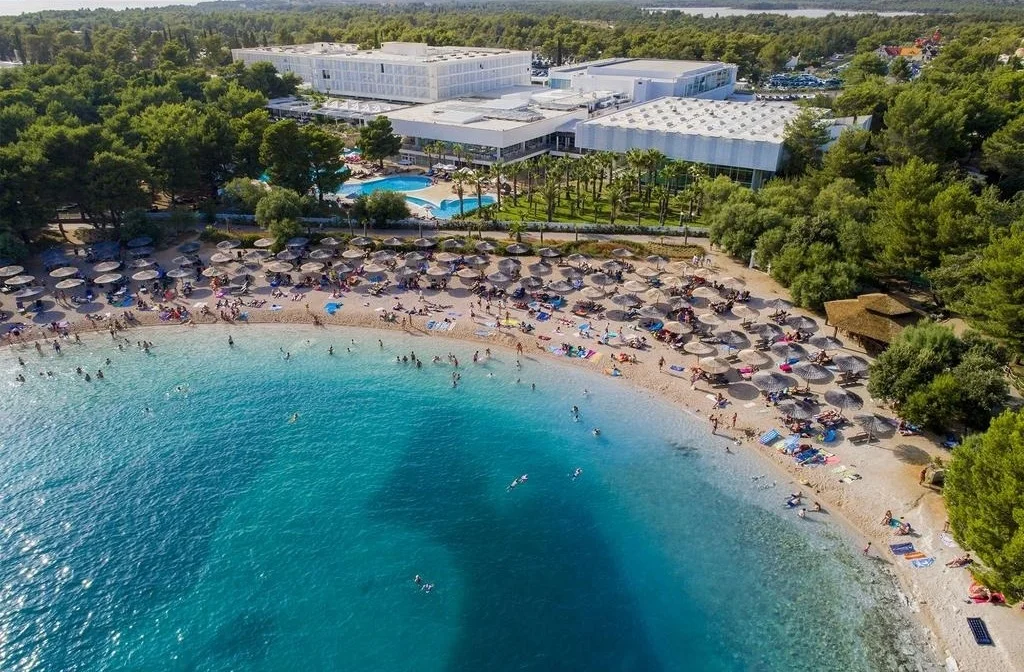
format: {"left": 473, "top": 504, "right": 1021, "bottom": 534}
{"left": 7, "top": 300, "right": 1017, "bottom": 671}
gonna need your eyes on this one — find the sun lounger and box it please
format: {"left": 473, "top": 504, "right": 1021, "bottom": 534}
{"left": 967, "top": 617, "right": 993, "bottom": 645}
{"left": 848, "top": 432, "right": 870, "bottom": 444}
{"left": 759, "top": 429, "right": 781, "bottom": 445}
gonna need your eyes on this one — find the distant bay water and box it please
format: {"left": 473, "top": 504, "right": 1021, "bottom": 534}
{"left": 0, "top": 0, "right": 201, "bottom": 15}
{"left": 0, "top": 325, "right": 935, "bottom": 671}
{"left": 644, "top": 6, "right": 922, "bottom": 18}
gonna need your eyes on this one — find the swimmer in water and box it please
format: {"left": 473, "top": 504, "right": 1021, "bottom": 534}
{"left": 414, "top": 575, "right": 422, "bottom": 585}
{"left": 572, "top": 468, "right": 583, "bottom": 480}
{"left": 228, "top": 335, "right": 234, "bottom": 347}
{"left": 422, "top": 584, "right": 434, "bottom": 593}
{"left": 592, "top": 428, "right": 601, "bottom": 436}
{"left": 288, "top": 413, "right": 299, "bottom": 424}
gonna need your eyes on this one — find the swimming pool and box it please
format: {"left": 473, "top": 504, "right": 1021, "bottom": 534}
{"left": 406, "top": 194, "right": 497, "bottom": 219}
{"left": 339, "top": 175, "right": 432, "bottom": 196}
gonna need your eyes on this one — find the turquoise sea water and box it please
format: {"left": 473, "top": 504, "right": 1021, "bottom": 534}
{"left": 0, "top": 326, "right": 930, "bottom": 671}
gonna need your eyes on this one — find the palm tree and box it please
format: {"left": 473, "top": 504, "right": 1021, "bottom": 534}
{"left": 686, "top": 163, "right": 710, "bottom": 217}
{"left": 508, "top": 219, "right": 527, "bottom": 242}
{"left": 452, "top": 144, "right": 465, "bottom": 168}
{"left": 660, "top": 160, "right": 687, "bottom": 195}
{"left": 605, "top": 182, "right": 624, "bottom": 226}
{"left": 624, "top": 148, "right": 646, "bottom": 197}
{"left": 597, "top": 151, "right": 615, "bottom": 190}
{"left": 652, "top": 185, "right": 670, "bottom": 225}
{"left": 491, "top": 160, "right": 506, "bottom": 213}
{"left": 541, "top": 173, "right": 560, "bottom": 223}
{"left": 452, "top": 170, "right": 467, "bottom": 218}
{"left": 466, "top": 169, "right": 485, "bottom": 214}
{"left": 525, "top": 159, "right": 539, "bottom": 215}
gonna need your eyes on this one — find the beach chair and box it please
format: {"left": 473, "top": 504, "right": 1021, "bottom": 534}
{"left": 759, "top": 429, "right": 781, "bottom": 445}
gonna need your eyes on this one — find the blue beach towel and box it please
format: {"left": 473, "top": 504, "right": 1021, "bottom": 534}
{"left": 889, "top": 543, "right": 915, "bottom": 555}
{"left": 537, "top": 312, "right": 551, "bottom": 321}
{"left": 324, "top": 302, "right": 342, "bottom": 315}
{"left": 669, "top": 365, "right": 685, "bottom": 372}
{"left": 911, "top": 558, "right": 935, "bottom": 568}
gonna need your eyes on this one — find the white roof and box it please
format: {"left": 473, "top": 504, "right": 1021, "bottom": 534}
{"left": 580, "top": 97, "right": 808, "bottom": 142}
{"left": 234, "top": 42, "right": 527, "bottom": 64}
{"left": 550, "top": 57, "right": 729, "bottom": 80}
{"left": 386, "top": 97, "right": 579, "bottom": 131}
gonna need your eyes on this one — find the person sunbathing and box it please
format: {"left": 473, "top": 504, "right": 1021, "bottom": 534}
{"left": 946, "top": 554, "right": 973, "bottom": 568}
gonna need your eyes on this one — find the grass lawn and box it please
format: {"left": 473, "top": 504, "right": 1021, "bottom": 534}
{"left": 492, "top": 194, "right": 686, "bottom": 228}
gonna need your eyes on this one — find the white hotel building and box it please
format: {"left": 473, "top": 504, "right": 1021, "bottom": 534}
{"left": 238, "top": 45, "right": 866, "bottom": 185}
{"left": 230, "top": 42, "right": 531, "bottom": 104}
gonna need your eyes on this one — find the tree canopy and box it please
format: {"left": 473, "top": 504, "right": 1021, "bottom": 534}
{"left": 945, "top": 409, "right": 1024, "bottom": 601}
{"left": 359, "top": 116, "right": 402, "bottom": 169}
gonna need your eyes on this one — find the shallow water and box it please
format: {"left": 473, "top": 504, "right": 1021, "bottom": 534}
{"left": 0, "top": 326, "right": 932, "bottom": 671}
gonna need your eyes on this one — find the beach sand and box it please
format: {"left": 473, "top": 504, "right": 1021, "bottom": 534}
{"left": 4, "top": 244, "right": 1021, "bottom": 672}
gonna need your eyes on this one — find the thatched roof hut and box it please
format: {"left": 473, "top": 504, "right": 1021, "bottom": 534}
{"left": 824, "top": 293, "right": 919, "bottom": 350}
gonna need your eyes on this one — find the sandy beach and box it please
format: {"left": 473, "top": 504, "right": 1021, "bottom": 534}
{"left": 3, "top": 240, "right": 1020, "bottom": 672}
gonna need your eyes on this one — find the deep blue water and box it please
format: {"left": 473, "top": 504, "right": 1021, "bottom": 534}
{"left": 0, "top": 326, "right": 927, "bottom": 671}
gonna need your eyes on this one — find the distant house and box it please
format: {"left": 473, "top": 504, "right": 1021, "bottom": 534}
{"left": 784, "top": 54, "right": 800, "bottom": 70}
{"left": 824, "top": 293, "right": 919, "bottom": 352}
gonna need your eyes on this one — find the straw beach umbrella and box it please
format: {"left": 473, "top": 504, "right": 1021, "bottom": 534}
{"left": 588, "top": 272, "right": 615, "bottom": 287}
{"left": 441, "top": 238, "right": 465, "bottom": 250}
{"left": 300, "top": 262, "right": 324, "bottom": 274}
{"left": 645, "top": 254, "right": 667, "bottom": 267}
{"left": 165, "top": 268, "right": 194, "bottom": 279}
{"left": 308, "top": 249, "right": 333, "bottom": 261}
{"left": 342, "top": 249, "right": 365, "bottom": 260}
{"left": 637, "top": 305, "right": 665, "bottom": 319}
{"left": 412, "top": 237, "right": 436, "bottom": 248}
{"left": 13, "top": 287, "right": 44, "bottom": 298}
{"left": 810, "top": 335, "right": 844, "bottom": 351}
{"left": 635, "top": 266, "right": 661, "bottom": 279}
{"left": 276, "top": 250, "right": 300, "bottom": 261}
{"left": 644, "top": 288, "right": 670, "bottom": 304}
{"left": 127, "top": 236, "right": 153, "bottom": 248}
{"left": 93, "top": 261, "right": 121, "bottom": 273}
{"left": 696, "top": 312, "right": 723, "bottom": 327}
{"left": 216, "top": 239, "right": 241, "bottom": 250}
{"left": 791, "top": 361, "right": 831, "bottom": 383}
{"left": 486, "top": 271, "right": 511, "bottom": 284}
{"left": 130, "top": 258, "right": 155, "bottom": 269}
{"left": 435, "top": 252, "right": 460, "bottom": 263}
{"left": 833, "top": 354, "right": 869, "bottom": 373}
{"left": 698, "top": 356, "right": 732, "bottom": 374}
{"left": 5, "top": 274, "right": 35, "bottom": 286}
{"left": 787, "top": 315, "right": 818, "bottom": 331}
{"left": 350, "top": 236, "right": 373, "bottom": 247}
{"left": 691, "top": 285, "right": 719, "bottom": 300}
{"left": 286, "top": 237, "right": 309, "bottom": 248}
{"left": 751, "top": 371, "right": 796, "bottom": 393}
{"left": 507, "top": 243, "right": 530, "bottom": 255}
{"left": 93, "top": 273, "right": 123, "bottom": 284}
{"left": 426, "top": 265, "right": 449, "bottom": 278}
{"left": 765, "top": 298, "right": 792, "bottom": 311}
{"left": 538, "top": 247, "right": 561, "bottom": 258}
{"left": 737, "top": 349, "right": 771, "bottom": 366}
{"left": 362, "top": 263, "right": 387, "bottom": 275}
{"left": 178, "top": 241, "right": 201, "bottom": 253}
{"left": 777, "top": 400, "right": 820, "bottom": 420}
{"left": 580, "top": 286, "right": 606, "bottom": 300}
{"left": 547, "top": 280, "right": 574, "bottom": 294}
{"left": 253, "top": 238, "right": 275, "bottom": 248}
{"left": 611, "top": 248, "right": 634, "bottom": 258}
{"left": 855, "top": 414, "right": 896, "bottom": 439}
{"left": 566, "top": 253, "right": 588, "bottom": 265}
{"left": 319, "top": 237, "right": 341, "bottom": 247}
{"left": 528, "top": 261, "right": 552, "bottom": 275}
{"left": 475, "top": 241, "right": 496, "bottom": 253}
{"left": 497, "top": 258, "right": 522, "bottom": 274}
{"left": 611, "top": 293, "right": 641, "bottom": 307}
{"left": 714, "top": 330, "right": 749, "bottom": 349}
{"left": 771, "top": 342, "right": 807, "bottom": 360}
{"left": 662, "top": 320, "right": 693, "bottom": 335}
{"left": 49, "top": 266, "right": 80, "bottom": 278}
{"left": 54, "top": 278, "right": 85, "bottom": 289}
{"left": 383, "top": 237, "right": 404, "bottom": 247}
{"left": 732, "top": 305, "right": 760, "bottom": 321}
{"left": 0, "top": 265, "right": 24, "bottom": 277}
{"left": 622, "top": 280, "right": 648, "bottom": 293}
{"left": 210, "top": 252, "right": 234, "bottom": 264}
{"left": 132, "top": 269, "right": 160, "bottom": 281}
{"left": 683, "top": 341, "right": 716, "bottom": 356}
{"left": 600, "top": 260, "right": 623, "bottom": 273}
{"left": 265, "top": 261, "right": 294, "bottom": 273}
{"left": 456, "top": 267, "right": 481, "bottom": 280}
{"left": 824, "top": 389, "right": 863, "bottom": 411}
{"left": 520, "top": 276, "right": 544, "bottom": 289}
{"left": 201, "top": 267, "right": 224, "bottom": 278}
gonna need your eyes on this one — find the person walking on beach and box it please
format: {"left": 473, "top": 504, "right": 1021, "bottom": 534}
{"left": 658, "top": 356, "right": 665, "bottom": 371}
{"left": 731, "top": 413, "right": 737, "bottom": 428}
{"left": 863, "top": 542, "right": 871, "bottom": 556}
{"left": 710, "top": 415, "right": 719, "bottom": 434}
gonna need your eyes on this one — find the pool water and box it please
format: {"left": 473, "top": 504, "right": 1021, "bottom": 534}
{"left": 407, "top": 195, "right": 497, "bottom": 219}
{"left": 338, "top": 175, "right": 432, "bottom": 196}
